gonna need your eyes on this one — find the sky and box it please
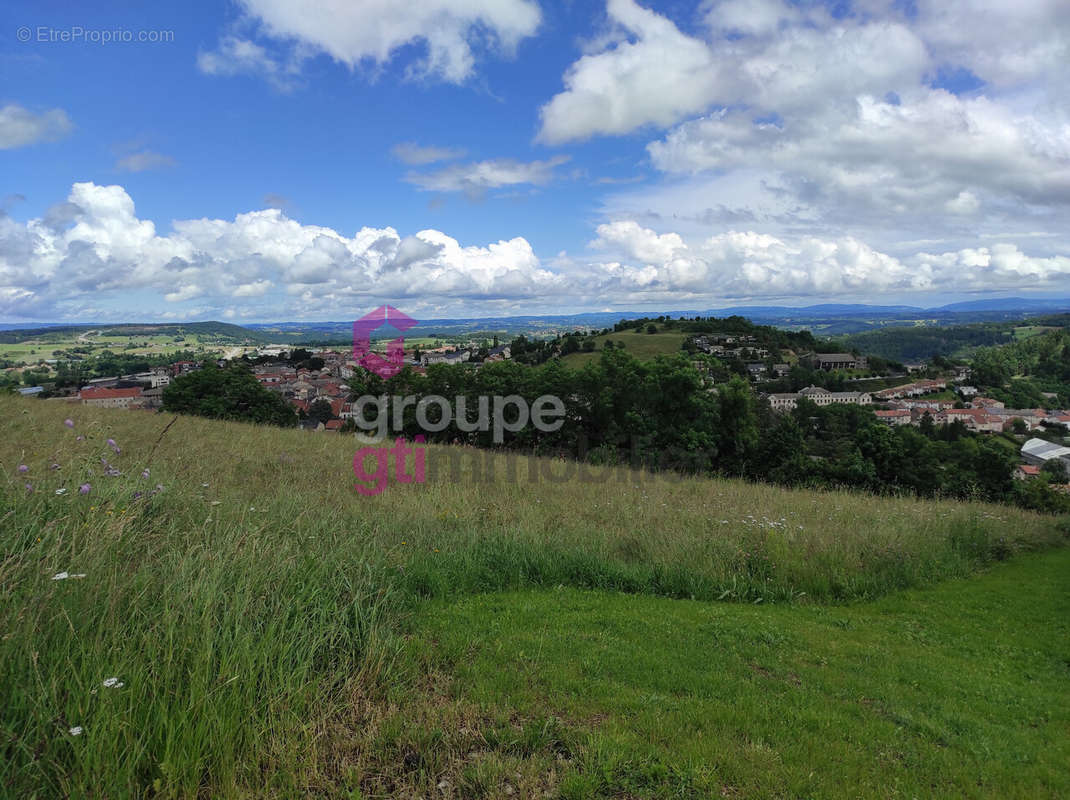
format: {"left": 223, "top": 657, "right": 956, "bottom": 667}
{"left": 1, "top": 0, "right": 1068, "bottom": 322}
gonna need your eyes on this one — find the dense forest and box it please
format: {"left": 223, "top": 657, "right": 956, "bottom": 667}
{"left": 841, "top": 322, "right": 1020, "bottom": 361}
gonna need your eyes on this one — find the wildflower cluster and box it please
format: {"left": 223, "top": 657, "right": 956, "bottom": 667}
{"left": 13, "top": 415, "right": 160, "bottom": 740}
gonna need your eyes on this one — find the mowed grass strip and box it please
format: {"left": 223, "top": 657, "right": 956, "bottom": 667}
{"left": 0, "top": 396, "right": 1066, "bottom": 797}
{"left": 352, "top": 549, "right": 1070, "bottom": 799}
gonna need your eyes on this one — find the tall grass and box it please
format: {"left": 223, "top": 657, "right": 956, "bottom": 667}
{"left": 0, "top": 397, "right": 1064, "bottom": 796}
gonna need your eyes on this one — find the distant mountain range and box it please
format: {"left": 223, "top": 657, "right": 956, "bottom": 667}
{"left": 5, "top": 297, "right": 1070, "bottom": 338}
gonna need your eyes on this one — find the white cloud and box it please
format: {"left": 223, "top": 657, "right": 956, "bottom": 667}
{"left": 0, "top": 104, "right": 74, "bottom": 149}
{"left": 4, "top": 183, "right": 1069, "bottom": 321}
{"left": 0, "top": 182, "right": 565, "bottom": 319}
{"left": 405, "top": 156, "right": 570, "bottom": 196}
{"left": 391, "top": 142, "right": 466, "bottom": 165}
{"left": 587, "top": 220, "right": 1070, "bottom": 299}
{"left": 115, "top": 150, "right": 177, "bottom": 172}
{"left": 916, "top": 0, "right": 1070, "bottom": 88}
{"left": 196, "top": 35, "right": 301, "bottom": 90}
{"left": 201, "top": 0, "right": 541, "bottom": 86}
{"left": 537, "top": 0, "right": 929, "bottom": 144}
{"left": 537, "top": 0, "right": 722, "bottom": 144}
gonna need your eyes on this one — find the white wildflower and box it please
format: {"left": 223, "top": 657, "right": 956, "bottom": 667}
{"left": 54, "top": 488, "right": 67, "bottom": 495}
{"left": 69, "top": 726, "right": 83, "bottom": 736}
{"left": 102, "top": 677, "right": 124, "bottom": 689}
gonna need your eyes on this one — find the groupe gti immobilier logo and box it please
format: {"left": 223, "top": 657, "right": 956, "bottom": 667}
{"left": 349, "top": 304, "right": 565, "bottom": 495}
{"left": 352, "top": 304, "right": 416, "bottom": 379}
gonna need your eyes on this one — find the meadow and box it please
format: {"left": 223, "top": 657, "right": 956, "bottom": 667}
{"left": 1, "top": 397, "right": 1067, "bottom": 798}
{"left": 560, "top": 330, "right": 687, "bottom": 367}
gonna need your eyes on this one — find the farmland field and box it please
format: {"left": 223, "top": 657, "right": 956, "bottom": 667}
{"left": 1, "top": 398, "right": 1067, "bottom": 798}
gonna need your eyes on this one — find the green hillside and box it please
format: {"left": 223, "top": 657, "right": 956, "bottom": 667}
{"left": 560, "top": 330, "right": 687, "bottom": 367}
{"left": 2, "top": 398, "right": 1067, "bottom": 797}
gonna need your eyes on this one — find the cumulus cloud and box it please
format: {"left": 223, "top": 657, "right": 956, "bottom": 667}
{"left": 201, "top": 0, "right": 541, "bottom": 86}
{"left": 538, "top": 0, "right": 929, "bottom": 144}
{"left": 538, "top": 0, "right": 722, "bottom": 144}
{"left": 0, "top": 104, "right": 74, "bottom": 149}
{"left": 3, "top": 183, "right": 1069, "bottom": 320}
{"left": 0, "top": 182, "right": 565, "bottom": 319}
{"left": 405, "top": 156, "right": 570, "bottom": 197}
{"left": 646, "top": 91, "right": 1070, "bottom": 217}
{"left": 915, "top": 0, "right": 1070, "bottom": 88}
{"left": 587, "top": 220, "right": 1070, "bottom": 299}
{"left": 535, "top": 1, "right": 1067, "bottom": 265}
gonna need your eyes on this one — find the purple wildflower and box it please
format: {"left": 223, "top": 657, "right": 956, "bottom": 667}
{"left": 25, "top": 483, "right": 33, "bottom": 492}
{"left": 17, "top": 464, "right": 28, "bottom": 474}
{"left": 105, "top": 468, "right": 122, "bottom": 477}
{"left": 50, "top": 463, "right": 60, "bottom": 471}
{"left": 141, "top": 468, "right": 150, "bottom": 479}
{"left": 79, "top": 483, "right": 91, "bottom": 495}
{"left": 64, "top": 419, "right": 74, "bottom": 428}
{"left": 76, "top": 435, "right": 84, "bottom": 442}
{"left": 106, "top": 439, "right": 120, "bottom": 454}
{"left": 100, "top": 457, "right": 109, "bottom": 465}
{"left": 132, "top": 491, "right": 143, "bottom": 500}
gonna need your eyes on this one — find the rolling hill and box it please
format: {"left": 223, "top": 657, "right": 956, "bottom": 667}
{"left": 2, "top": 398, "right": 1067, "bottom": 797}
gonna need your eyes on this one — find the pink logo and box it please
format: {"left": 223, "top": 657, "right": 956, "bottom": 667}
{"left": 352, "top": 305, "right": 418, "bottom": 379}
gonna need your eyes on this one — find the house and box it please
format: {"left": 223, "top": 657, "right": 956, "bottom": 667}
{"left": 80, "top": 387, "right": 144, "bottom": 409}
{"left": 1014, "top": 464, "right": 1042, "bottom": 480}
{"left": 746, "top": 362, "right": 767, "bottom": 380}
{"left": 874, "top": 408, "right": 912, "bottom": 426}
{"left": 772, "top": 363, "right": 790, "bottom": 377}
{"left": 484, "top": 344, "right": 511, "bottom": 363}
{"left": 957, "top": 385, "right": 979, "bottom": 397}
{"left": 324, "top": 419, "right": 343, "bottom": 432}
{"left": 812, "top": 353, "right": 866, "bottom": 371}
{"left": 171, "top": 360, "right": 198, "bottom": 376}
{"left": 971, "top": 397, "right": 1005, "bottom": 409}
{"left": 942, "top": 408, "right": 1004, "bottom": 433}
{"left": 904, "top": 363, "right": 926, "bottom": 374}
{"left": 767, "top": 393, "right": 799, "bottom": 412}
{"left": 422, "top": 349, "right": 470, "bottom": 366}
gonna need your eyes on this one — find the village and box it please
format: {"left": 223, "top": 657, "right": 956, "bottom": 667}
{"left": 71, "top": 343, "right": 512, "bottom": 432}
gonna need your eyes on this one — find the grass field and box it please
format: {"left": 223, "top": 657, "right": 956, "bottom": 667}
{"left": 0, "top": 333, "right": 223, "bottom": 365}
{"left": 561, "top": 331, "right": 688, "bottom": 367}
{"left": 1013, "top": 326, "right": 1060, "bottom": 340}
{"left": 1, "top": 397, "right": 1067, "bottom": 797}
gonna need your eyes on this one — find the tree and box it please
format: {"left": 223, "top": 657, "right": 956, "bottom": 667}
{"left": 163, "top": 364, "right": 297, "bottom": 427}
{"left": 307, "top": 398, "right": 334, "bottom": 424}
{"left": 714, "top": 377, "right": 759, "bottom": 473}
{"left": 1040, "top": 458, "right": 1068, "bottom": 483}
{"left": 647, "top": 324, "right": 658, "bottom": 334}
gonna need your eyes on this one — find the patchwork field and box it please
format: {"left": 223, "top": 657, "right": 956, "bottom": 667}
{"left": 1, "top": 397, "right": 1066, "bottom": 797}
{"left": 0, "top": 333, "right": 224, "bottom": 365}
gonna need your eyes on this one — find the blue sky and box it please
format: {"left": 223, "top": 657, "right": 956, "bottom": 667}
{"left": 1, "top": 0, "right": 1068, "bottom": 321}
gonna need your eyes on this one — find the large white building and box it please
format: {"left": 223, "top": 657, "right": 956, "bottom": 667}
{"left": 1021, "top": 438, "right": 1070, "bottom": 470}
{"left": 767, "top": 385, "right": 872, "bottom": 412}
